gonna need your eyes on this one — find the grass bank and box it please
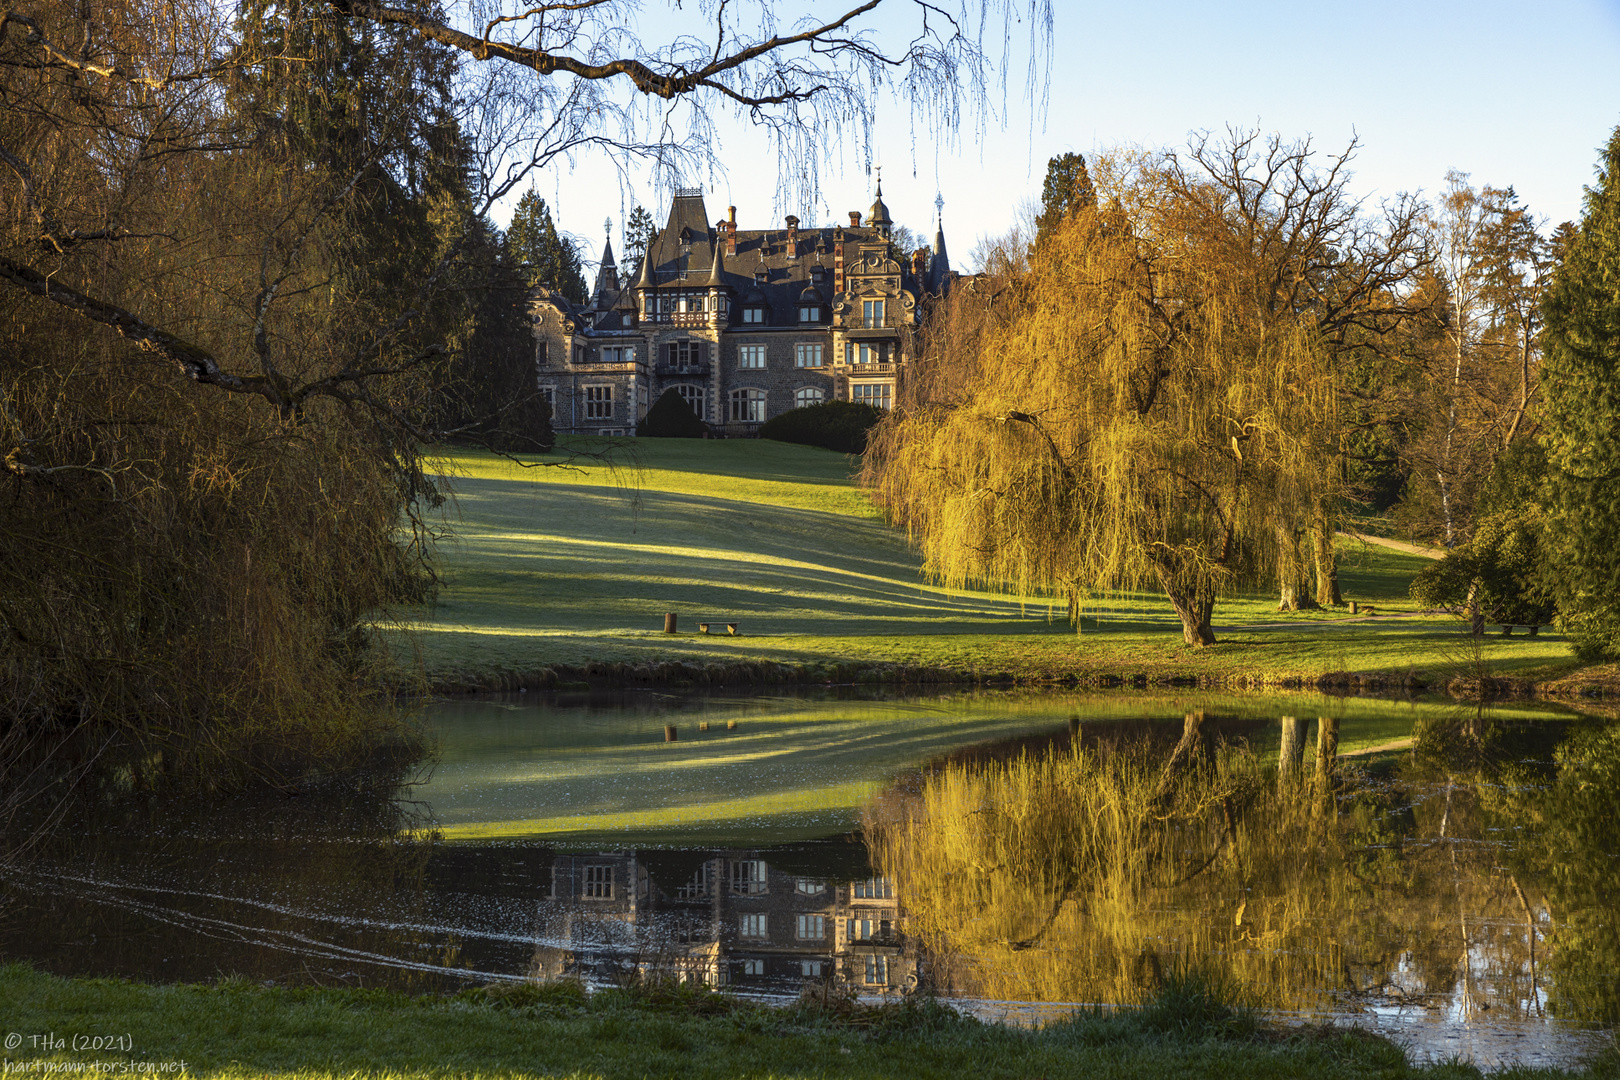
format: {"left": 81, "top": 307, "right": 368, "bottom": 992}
{"left": 403, "top": 439, "right": 1587, "bottom": 695}
{"left": 4, "top": 964, "right": 1610, "bottom": 1080}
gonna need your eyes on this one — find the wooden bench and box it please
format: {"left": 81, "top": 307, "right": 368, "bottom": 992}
{"left": 697, "top": 622, "right": 740, "bottom": 636}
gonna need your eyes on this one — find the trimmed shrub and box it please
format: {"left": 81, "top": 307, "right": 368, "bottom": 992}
{"left": 637, "top": 390, "right": 707, "bottom": 438}
{"left": 758, "top": 401, "right": 885, "bottom": 454}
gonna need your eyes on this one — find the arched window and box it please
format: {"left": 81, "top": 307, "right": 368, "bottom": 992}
{"left": 674, "top": 384, "right": 705, "bottom": 417}
{"left": 794, "top": 387, "right": 824, "bottom": 409}
{"left": 729, "top": 388, "right": 766, "bottom": 422}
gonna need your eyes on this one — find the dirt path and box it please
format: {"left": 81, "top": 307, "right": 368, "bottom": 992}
{"left": 1337, "top": 530, "right": 1443, "bottom": 560}
{"left": 1341, "top": 738, "right": 1415, "bottom": 758}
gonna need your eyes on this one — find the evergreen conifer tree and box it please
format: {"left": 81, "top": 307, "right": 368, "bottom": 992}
{"left": 1540, "top": 125, "right": 1620, "bottom": 660}
{"left": 1034, "top": 153, "right": 1097, "bottom": 247}
{"left": 624, "top": 205, "right": 659, "bottom": 277}
{"left": 506, "top": 191, "right": 587, "bottom": 303}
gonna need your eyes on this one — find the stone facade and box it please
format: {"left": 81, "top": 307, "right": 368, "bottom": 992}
{"left": 532, "top": 184, "right": 954, "bottom": 435}
{"left": 532, "top": 849, "right": 915, "bottom": 995}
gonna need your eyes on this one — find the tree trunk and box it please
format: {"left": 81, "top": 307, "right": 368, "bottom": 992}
{"left": 1277, "top": 526, "right": 1320, "bottom": 612}
{"left": 1278, "top": 715, "right": 1305, "bottom": 790}
{"left": 1314, "top": 716, "right": 1340, "bottom": 816}
{"left": 1161, "top": 577, "right": 1217, "bottom": 646}
{"left": 1311, "top": 524, "right": 1342, "bottom": 607}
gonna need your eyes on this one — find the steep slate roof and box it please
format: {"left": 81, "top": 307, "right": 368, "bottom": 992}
{"left": 640, "top": 191, "right": 919, "bottom": 328}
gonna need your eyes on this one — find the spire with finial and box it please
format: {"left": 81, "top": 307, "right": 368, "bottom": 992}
{"left": 867, "top": 166, "right": 893, "bottom": 237}
{"left": 929, "top": 192, "right": 950, "bottom": 295}
{"left": 591, "top": 220, "right": 618, "bottom": 307}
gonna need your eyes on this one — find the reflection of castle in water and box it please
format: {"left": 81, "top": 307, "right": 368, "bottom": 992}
{"left": 531, "top": 850, "right": 916, "bottom": 995}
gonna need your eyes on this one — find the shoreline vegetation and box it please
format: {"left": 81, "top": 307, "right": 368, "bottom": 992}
{"left": 5, "top": 964, "right": 1616, "bottom": 1080}
{"left": 403, "top": 440, "right": 1613, "bottom": 702}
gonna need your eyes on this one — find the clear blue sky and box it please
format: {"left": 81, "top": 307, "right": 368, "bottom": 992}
{"left": 501, "top": 0, "right": 1620, "bottom": 272}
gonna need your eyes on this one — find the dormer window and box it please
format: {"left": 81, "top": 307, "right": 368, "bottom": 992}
{"left": 798, "top": 304, "right": 820, "bottom": 323}
{"left": 742, "top": 306, "right": 766, "bottom": 324}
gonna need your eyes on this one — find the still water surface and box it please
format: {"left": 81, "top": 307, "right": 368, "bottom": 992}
{"left": 1, "top": 688, "right": 1614, "bottom": 1068}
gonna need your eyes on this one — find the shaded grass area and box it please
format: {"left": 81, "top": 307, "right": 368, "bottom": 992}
{"left": 404, "top": 440, "right": 1577, "bottom": 690}
{"left": 5, "top": 964, "right": 1610, "bottom": 1080}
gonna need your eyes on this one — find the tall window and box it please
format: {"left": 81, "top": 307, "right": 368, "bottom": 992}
{"left": 794, "top": 387, "right": 824, "bottom": 409}
{"left": 851, "top": 384, "right": 891, "bottom": 411}
{"left": 846, "top": 342, "right": 886, "bottom": 365}
{"left": 585, "top": 385, "right": 614, "bottom": 418}
{"left": 537, "top": 386, "right": 555, "bottom": 408}
{"left": 864, "top": 956, "right": 889, "bottom": 985}
{"left": 795, "top": 343, "right": 823, "bottom": 368}
{"left": 862, "top": 299, "right": 885, "bottom": 327}
{"left": 668, "top": 340, "right": 705, "bottom": 370}
{"left": 674, "top": 384, "right": 705, "bottom": 418}
{"left": 675, "top": 864, "right": 710, "bottom": 899}
{"left": 853, "top": 878, "right": 895, "bottom": 899}
{"left": 537, "top": 340, "right": 549, "bottom": 365}
{"left": 738, "top": 345, "right": 766, "bottom": 369}
{"left": 796, "top": 914, "right": 826, "bottom": 940}
{"left": 847, "top": 918, "right": 874, "bottom": 941}
{"left": 739, "top": 913, "right": 768, "bottom": 938}
{"left": 583, "top": 865, "right": 613, "bottom": 899}
{"left": 729, "top": 389, "right": 766, "bottom": 423}
{"left": 731, "top": 859, "right": 768, "bottom": 893}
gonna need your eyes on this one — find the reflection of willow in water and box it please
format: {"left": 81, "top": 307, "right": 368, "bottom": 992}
{"left": 866, "top": 710, "right": 1619, "bottom": 1025}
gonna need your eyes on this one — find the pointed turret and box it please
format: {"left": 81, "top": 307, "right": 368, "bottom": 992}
{"left": 867, "top": 170, "right": 893, "bottom": 238}
{"left": 591, "top": 227, "right": 618, "bottom": 307}
{"left": 706, "top": 237, "right": 726, "bottom": 287}
{"left": 928, "top": 194, "right": 951, "bottom": 295}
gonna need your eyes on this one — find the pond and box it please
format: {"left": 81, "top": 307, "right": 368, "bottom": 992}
{"left": 1, "top": 688, "right": 1615, "bottom": 1069}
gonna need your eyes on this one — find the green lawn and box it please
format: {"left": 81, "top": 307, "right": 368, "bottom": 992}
{"left": 6, "top": 964, "right": 1609, "bottom": 1080}
{"left": 401, "top": 439, "right": 1577, "bottom": 690}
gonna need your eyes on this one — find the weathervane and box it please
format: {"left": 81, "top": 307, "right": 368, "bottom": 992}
{"left": 935, "top": 191, "right": 944, "bottom": 222}
{"left": 604, "top": 216, "right": 612, "bottom": 242}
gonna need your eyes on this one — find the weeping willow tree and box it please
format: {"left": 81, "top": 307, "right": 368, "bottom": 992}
{"left": 866, "top": 152, "right": 1350, "bottom": 645}
{"left": 867, "top": 133, "right": 1431, "bottom": 642}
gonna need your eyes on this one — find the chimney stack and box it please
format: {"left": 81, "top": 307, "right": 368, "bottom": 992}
{"left": 849, "top": 211, "right": 862, "bottom": 228}
{"left": 727, "top": 206, "right": 738, "bottom": 256}
{"left": 785, "top": 215, "right": 799, "bottom": 258}
{"left": 833, "top": 226, "right": 845, "bottom": 294}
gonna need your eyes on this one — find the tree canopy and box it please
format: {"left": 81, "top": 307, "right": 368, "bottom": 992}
{"left": 863, "top": 132, "right": 1428, "bottom": 645}
{"left": 1539, "top": 125, "right": 1620, "bottom": 661}
{"left": 507, "top": 192, "right": 587, "bottom": 303}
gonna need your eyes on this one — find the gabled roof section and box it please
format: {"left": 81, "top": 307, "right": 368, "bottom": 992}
{"left": 646, "top": 190, "right": 714, "bottom": 282}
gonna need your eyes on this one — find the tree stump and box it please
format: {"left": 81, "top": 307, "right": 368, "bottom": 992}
{"left": 665, "top": 725, "right": 678, "bottom": 742}
{"left": 664, "top": 612, "right": 678, "bottom": 633}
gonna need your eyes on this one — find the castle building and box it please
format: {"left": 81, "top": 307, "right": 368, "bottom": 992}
{"left": 530, "top": 184, "right": 953, "bottom": 435}
{"left": 531, "top": 849, "right": 915, "bottom": 995}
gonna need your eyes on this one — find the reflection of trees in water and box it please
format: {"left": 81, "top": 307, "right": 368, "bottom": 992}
{"left": 0, "top": 764, "right": 462, "bottom": 989}
{"left": 866, "top": 710, "right": 1618, "bottom": 1026}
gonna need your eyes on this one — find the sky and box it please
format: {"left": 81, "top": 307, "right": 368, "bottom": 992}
{"left": 497, "top": 0, "right": 1620, "bottom": 273}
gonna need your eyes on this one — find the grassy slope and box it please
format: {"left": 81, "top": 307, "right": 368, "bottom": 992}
{"left": 7, "top": 965, "right": 1607, "bottom": 1080}
{"left": 403, "top": 439, "right": 1577, "bottom": 688}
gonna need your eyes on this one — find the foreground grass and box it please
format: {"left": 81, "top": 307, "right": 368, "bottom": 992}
{"left": 402, "top": 440, "right": 1579, "bottom": 690}
{"left": 4, "top": 965, "right": 1610, "bottom": 1080}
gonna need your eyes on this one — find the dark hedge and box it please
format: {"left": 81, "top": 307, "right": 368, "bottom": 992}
{"left": 758, "top": 400, "right": 886, "bottom": 454}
